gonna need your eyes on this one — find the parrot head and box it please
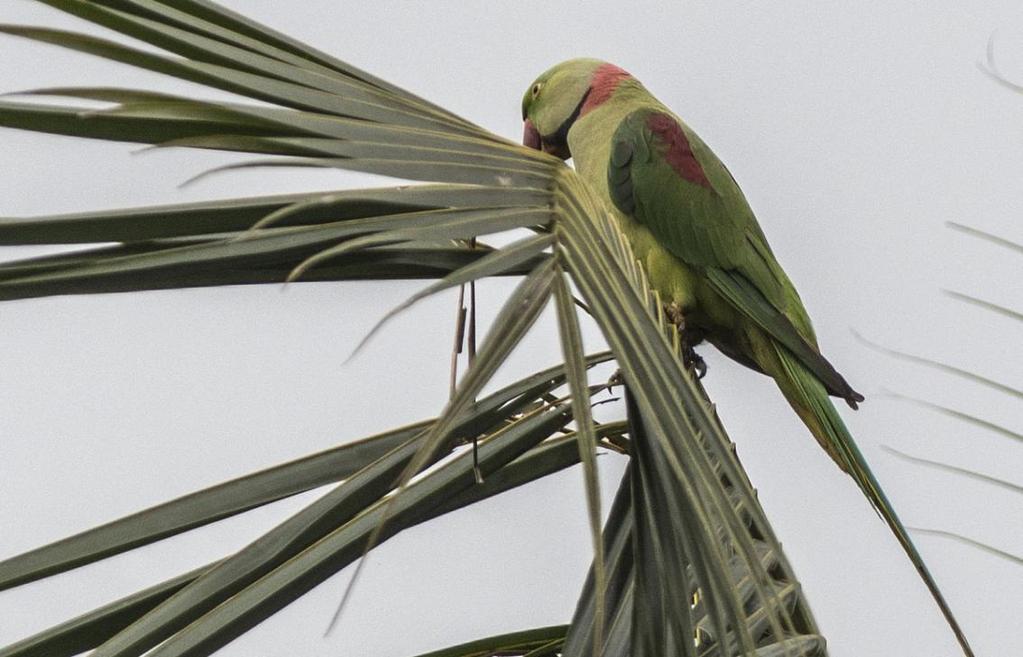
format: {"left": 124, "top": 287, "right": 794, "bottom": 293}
{"left": 521, "top": 58, "right": 634, "bottom": 160}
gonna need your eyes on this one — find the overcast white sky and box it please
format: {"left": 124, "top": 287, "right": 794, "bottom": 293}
{"left": 1, "top": 1, "right": 1021, "bottom": 656}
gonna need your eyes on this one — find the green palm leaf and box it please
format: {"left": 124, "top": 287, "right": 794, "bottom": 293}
{"left": 870, "top": 219, "right": 1021, "bottom": 577}
{"left": 0, "top": 2, "right": 840, "bottom": 656}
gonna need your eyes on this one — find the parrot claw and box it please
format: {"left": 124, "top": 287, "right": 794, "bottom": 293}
{"left": 665, "top": 302, "right": 686, "bottom": 330}
{"left": 683, "top": 347, "right": 707, "bottom": 379}
{"left": 694, "top": 356, "right": 707, "bottom": 379}
{"left": 665, "top": 302, "right": 707, "bottom": 379}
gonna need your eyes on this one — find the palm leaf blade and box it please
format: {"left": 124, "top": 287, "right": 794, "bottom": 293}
{"left": 0, "top": 3, "right": 833, "bottom": 656}
{"left": 107, "top": 404, "right": 576, "bottom": 657}
{"left": 1, "top": 426, "right": 596, "bottom": 657}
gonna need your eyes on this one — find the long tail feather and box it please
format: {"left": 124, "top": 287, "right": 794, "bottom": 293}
{"left": 770, "top": 344, "right": 975, "bottom": 657}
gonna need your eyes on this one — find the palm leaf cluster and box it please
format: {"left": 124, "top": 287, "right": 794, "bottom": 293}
{"left": 0, "top": 2, "right": 825, "bottom": 656}
{"left": 864, "top": 220, "right": 1022, "bottom": 566}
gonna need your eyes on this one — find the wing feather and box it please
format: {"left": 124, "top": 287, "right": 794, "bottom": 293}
{"left": 607, "top": 108, "right": 863, "bottom": 406}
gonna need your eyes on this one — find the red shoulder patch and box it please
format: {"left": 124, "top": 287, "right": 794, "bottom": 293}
{"left": 580, "top": 63, "right": 632, "bottom": 116}
{"left": 645, "top": 113, "right": 713, "bottom": 190}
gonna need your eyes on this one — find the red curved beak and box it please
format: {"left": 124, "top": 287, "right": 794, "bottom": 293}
{"left": 522, "top": 119, "right": 541, "bottom": 151}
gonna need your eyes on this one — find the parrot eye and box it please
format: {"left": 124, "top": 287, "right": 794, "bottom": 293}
{"left": 531, "top": 83, "right": 541, "bottom": 97}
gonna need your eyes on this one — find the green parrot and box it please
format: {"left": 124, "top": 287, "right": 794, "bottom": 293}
{"left": 521, "top": 58, "right": 972, "bottom": 655}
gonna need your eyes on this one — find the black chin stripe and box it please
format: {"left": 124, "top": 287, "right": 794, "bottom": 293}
{"left": 541, "top": 88, "right": 591, "bottom": 150}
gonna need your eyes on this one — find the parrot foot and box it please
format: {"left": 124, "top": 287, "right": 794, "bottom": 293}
{"left": 683, "top": 346, "right": 707, "bottom": 379}
{"left": 665, "top": 302, "right": 686, "bottom": 330}
{"left": 665, "top": 302, "right": 708, "bottom": 379}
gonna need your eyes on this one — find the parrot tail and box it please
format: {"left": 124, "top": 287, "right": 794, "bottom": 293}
{"left": 769, "top": 343, "right": 975, "bottom": 657}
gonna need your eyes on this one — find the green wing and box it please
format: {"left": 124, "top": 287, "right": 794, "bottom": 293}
{"left": 607, "top": 108, "right": 863, "bottom": 406}
{"left": 608, "top": 109, "right": 747, "bottom": 270}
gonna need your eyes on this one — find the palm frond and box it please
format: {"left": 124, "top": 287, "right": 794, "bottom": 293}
{"left": 882, "top": 391, "right": 1022, "bottom": 444}
{"left": 946, "top": 221, "right": 1023, "bottom": 255}
{"left": 907, "top": 529, "right": 1023, "bottom": 567}
{"left": 406, "top": 625, "right": 568, "bottom": 657}
{"left": 0, "top": 2, "right": 829, "bottom": 656}
{"left": 943, "top": 290, "right": 1023, "bottom": 323}
{"left": 882, "top": 446, "right": 1022, "bottom": 495}
{"left": 864, "top": 210, "right": 1022, "bottom": 581}
{"left": 1, "top": 420, "right": 599, "bottom": 657}
{"left": 854, "top": 330, "right": 1022, "bottom": 399}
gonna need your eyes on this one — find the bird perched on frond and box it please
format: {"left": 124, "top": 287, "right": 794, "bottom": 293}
{"left": 520, "top": 58, "right": 971, "bottom": 656}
